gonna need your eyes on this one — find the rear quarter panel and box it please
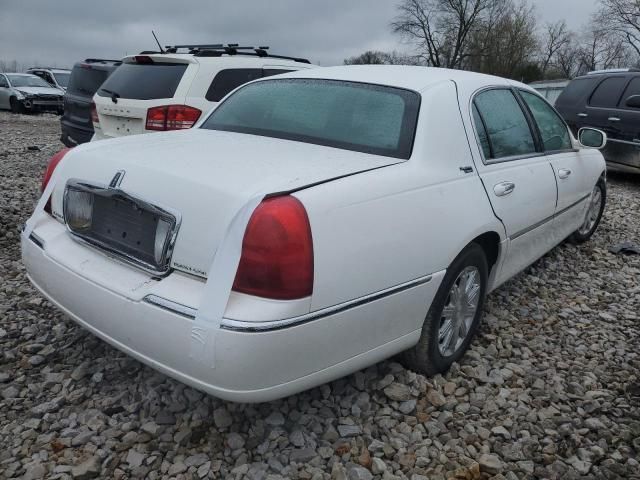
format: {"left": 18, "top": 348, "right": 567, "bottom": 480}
{"left": 294, "top": 81, "right": 505, "bottom": 312}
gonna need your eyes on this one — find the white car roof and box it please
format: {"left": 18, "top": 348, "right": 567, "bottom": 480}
{"left": 273, "top": 65, "right": 533, "bottom": 97}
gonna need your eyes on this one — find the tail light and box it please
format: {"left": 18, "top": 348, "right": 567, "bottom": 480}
{"left": 90, "top": 101, "right": 99, "bottom": 124}
{"left": 145, "top": 105, "right": 201, "bottom": 131}
{"left": 41, "top": 148, "right": 72, "bottom": 213}
{"left": 233, "top": 196, "right": 314, "bottom": 300}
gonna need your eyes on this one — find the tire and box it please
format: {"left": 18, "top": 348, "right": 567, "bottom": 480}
{"left": 402, "top": 243, "right": 488, "bottom": 376}
{"left": 570, "top": 178, "right": 606, "bottom": 244}
{"left": 9, "top": 97, "right": 23, "bottom": 114}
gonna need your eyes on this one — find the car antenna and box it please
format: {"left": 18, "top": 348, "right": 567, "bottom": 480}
{"left": 152, "top": 30, "right": 165, "bottom": 54}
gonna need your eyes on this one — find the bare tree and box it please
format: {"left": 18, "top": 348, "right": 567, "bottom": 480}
{"left": 599, "top": 0, "right": 640, "bottom": 56}
{"left": 577, "top": 23, "right": 628, "bottom": 74}
{"left": 391, "top": 0, "right": 495, "bottom": 69}
{"left": 465, "top": 0, "right": 539, "bottom": 80}
{"left": 555, "top": 36, "right": 581, "bottom": 78}
{"left": 344, "top": 50, "right": 421, "bottom": 65}
{"left": 344, "top": 51, "right": 388, "bottom": 65}
{"left": 539, "top": 20, "right": 571, "bottom": 77}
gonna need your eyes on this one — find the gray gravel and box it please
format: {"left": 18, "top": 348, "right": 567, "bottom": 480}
{"left": 1, "top": 110, "right": 640, "bottom": 479}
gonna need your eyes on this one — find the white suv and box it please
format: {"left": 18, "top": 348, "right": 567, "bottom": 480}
{"left": 92, "top": 44, "right": 316, "bottom": 140}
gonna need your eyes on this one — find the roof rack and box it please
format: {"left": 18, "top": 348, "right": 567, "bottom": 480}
{"left": 84, "top": 58, "right": 122, "bottom": 64}
{"left": 162, "top": 43, "right": 311, "bottom": 64}
{"left": 587, "top": 68, "right": 640, "bottom": 75}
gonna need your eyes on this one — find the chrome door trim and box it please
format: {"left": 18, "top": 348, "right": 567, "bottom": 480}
{"left": 510, "top": 193, "right": 591, "bottom": 241}
{"left": 607, "top": 138, "right": 640, "bottom": 147}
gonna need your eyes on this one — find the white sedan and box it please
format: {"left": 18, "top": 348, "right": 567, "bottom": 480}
{"left": 22, "top": 66, "right": 607, "bottom": 402}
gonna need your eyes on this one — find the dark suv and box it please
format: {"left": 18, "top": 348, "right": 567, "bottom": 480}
{"left": 60, "top": 59, "right": 121, "bottom": 146}
{"left": 556, "top": 69, "right": 640, "bottom": 173}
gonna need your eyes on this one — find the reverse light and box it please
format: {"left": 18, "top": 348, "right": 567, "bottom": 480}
{"left": 233, "top": 196, "right": 314, "bottom": 300}
{"left": 145, "top": 105, "right": 201, "bottom": 131}
{"left": 64, "top": 188, "right": 93, "bottom": 231}
{"left": 41, "top": 147, "right": 72, "bottom": 214}
{"left": 154, "top": 218, "right": 173, "bottom": 264}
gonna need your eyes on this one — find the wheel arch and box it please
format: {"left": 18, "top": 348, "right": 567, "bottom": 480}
{"left": 468, "top": 231, "right": 501, "bottom": 276}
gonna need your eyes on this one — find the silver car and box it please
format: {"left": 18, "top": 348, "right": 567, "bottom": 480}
{"left": 0, "top": 73, "right": 64, "bottom": 113}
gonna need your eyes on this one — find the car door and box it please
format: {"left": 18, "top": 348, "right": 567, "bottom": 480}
{"left": 518, "top": 89, "right": 590, "bottom": 241}
{"left": 585, "top": 75, "right": 629, "bottom": 141}
{"left": 608, "top": 76, "right": 640, "bottom": 171}
{"left": 0, "top": 74, "right": 10, "bottom": 109}
{"left": 471, "top": 88, "right": 558, "bottom": 284}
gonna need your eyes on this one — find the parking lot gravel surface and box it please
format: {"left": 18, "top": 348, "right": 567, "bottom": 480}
{"left": 1, "top": 110, "right": 640, "bottom": 480}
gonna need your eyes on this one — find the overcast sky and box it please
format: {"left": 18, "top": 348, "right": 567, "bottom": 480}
{"left": 0, "top": 0, "right": 598, "bottom": 70}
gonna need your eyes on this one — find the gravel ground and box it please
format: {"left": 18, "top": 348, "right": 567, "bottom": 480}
{"left": 1, "top": 110, "right": 639, "bottom": 480}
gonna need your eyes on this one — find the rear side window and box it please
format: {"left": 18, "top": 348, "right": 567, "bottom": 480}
{"left": 206, "top": 69, "right": 263, "bottom": 102}
{"left": 202, "top": 79, "right": 420, "bottom": 159}
{"left": 620, "top": 77, "right": 640, "bottom": 107}
{"left": 589, "top": 77, "right": 628, "bottom": 108}
{"left": 556, "top": 77, "right": 598, "bottom": 106}
{"left": 473, "top": 89, "right": 536, "bottom": 160}
{"left": 520, "top": 91, "right": 572, "bottom": 152}
{"left": 67, "top": 67, "right": 110, "bottom": 96}
{"left": 98, "top": 63, "right": 187, "bottom": 100}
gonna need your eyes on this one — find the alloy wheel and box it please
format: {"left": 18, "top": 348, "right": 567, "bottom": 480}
{"left": 438, "top": 266, "right": 481, "bottom": 357}
{"left": 578, "top": 185, "right": 603, "bottom": 236}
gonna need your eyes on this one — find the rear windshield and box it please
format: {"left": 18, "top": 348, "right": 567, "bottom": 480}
{"left": 67, "top": 67, "right": 110, "bottom": 96}
{"left": 97, "top": 62, "right": 187, "bottom": 100}
{"left": 201, "top": 79, "right": 420, "bottom": 159}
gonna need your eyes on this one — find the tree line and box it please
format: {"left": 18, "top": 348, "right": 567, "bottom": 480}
{"left": 345, "top": 0, "right": 640, "bottom": 82}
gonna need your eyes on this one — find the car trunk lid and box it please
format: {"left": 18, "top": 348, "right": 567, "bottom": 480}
{"left": 50, "top": 129, "right": 402, "bottom": 277}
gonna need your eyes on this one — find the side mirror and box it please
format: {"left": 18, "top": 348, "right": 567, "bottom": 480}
{"left": 625, "top": 95, "right": 640, "bottom": 108}
{"left": 578, "top": 128, "right": 607, "bottom": 149}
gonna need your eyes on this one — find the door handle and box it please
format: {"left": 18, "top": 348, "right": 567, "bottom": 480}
{"left": 558, "top": 168, "right": 572, "bottom": 179}
{"left": 608, "top": 117, "right": 621, "bottom": 122}
{"left": 577, "top": 113, "right": 588, "bottom": 118}
{"left": 493, "top": 181, "right": 516, "bottom": 197}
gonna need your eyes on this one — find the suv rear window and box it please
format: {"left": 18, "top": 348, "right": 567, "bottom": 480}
{"left": 205, "top": 68, "right": 294, "bottom": 102}
{"left": 589, "top": 77, "right": 628, "bottom": 108}
{"left": 67, "top": 67, "right": 110, "bottom": 96}
{"left": 201, "top": 79, "right": 420, "bottom": 159}
{"left": 97, "top": 62, "right": 187, "bottom": 100}
{"left": 556, "top": 77, "right": 598, "bottom": 106}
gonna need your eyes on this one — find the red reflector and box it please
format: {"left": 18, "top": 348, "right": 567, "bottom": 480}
{"left": 145, "top": 105, "right": 201, "bottom": 131}
{"left": 90, "top": 101, "right": 99, "bottom": 124}
{"left": 233, "top": 196, "right": 314, "bottom": 300}
{"left": 41, "top": 148, "right": 72, "bottom": 213}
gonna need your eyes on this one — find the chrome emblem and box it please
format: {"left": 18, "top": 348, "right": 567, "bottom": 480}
{"left": 109, "top": 170, "right": 125, "bottom": 189}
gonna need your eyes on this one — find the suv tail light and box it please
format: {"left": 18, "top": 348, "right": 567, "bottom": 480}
{"left": 233, "top": 196, "right": 314, "bottom": 300}
{"left": 41, "top": 148, "right": 72, "bottom": 213}
{"left": 90, "top": 101, "right": 99, "bottom": 124}
{"left": 145, "top": 105, "right": 201, "bottom": 131}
